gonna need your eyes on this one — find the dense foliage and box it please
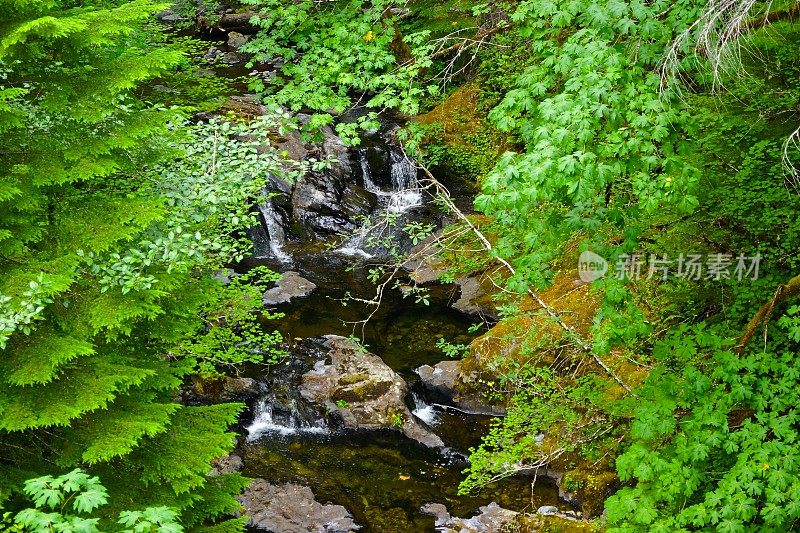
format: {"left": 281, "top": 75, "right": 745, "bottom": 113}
{"left": 0, "top": 2, "right": 297, "bottom": 529}
{"left": 4, "top": 0, "right": 800, "bottom": 530}
{"left": 238, "top": 0, "right": 800, "bottom": 528}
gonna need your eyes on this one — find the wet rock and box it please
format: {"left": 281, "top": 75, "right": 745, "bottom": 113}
{"left": 204, "top": 47, "right": 224, "bottom": 62}
{"left": 416, "top": 361, "right": 506, "bottom": 416}
{"left": 416, "top": 361, "right": 461, "bottom": 397}
{"left": 340, "top": 184, "right": 378, "bottom": 218}
{"left": 451, "top": 275, "right": 499, "bottom": 320}
{"left": 292, "top": 173, "right": 348, "bottom": 232}
{"left": 221, "top": 51, "right": 247, "bottom": 65}
{"left": 238, "top": 479, "right": 360, "bottom": 532}
{"left": 301, "top": 336, "right": 444, "bottom": 448}
{"left": 287, "top": 124, "right": 378, "bottom": 237}
{"left": 191, "top": 375, "right": 259, "bottom": 402}
{"left": 320, "top": 126, "right": 352, "bottom": 179}
{"left": 263, "top": 271, "right": 317, "bottom": 306}
{"left": 420, "top": 503, "right": 450, "bottom": 527}
{"left": 291, "top": 172, "right": 377, "bottom": 236}
{"left": 421, "top": 502, "right": 517, "bottom": 533}
{"left": 209, "top": 453, "right": 243, "bottom": 476}
{"left": 227, "top": 31, "right": 250, "bottom": 49}
{"left": 537, "top": 505, "right": 559, "bottom": 516}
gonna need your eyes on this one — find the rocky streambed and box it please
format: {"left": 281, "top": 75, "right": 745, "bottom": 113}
{"left": 166, "top": 16, "right": 581, "bottom": 530}
{"left": 215, "top": 132, "right": 578, "bottom": 531}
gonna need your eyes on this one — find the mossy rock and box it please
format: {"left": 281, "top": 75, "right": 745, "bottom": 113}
{"left": 513, "top": 514, "right": 597, "bottom": 532}
{"left": 414, "top": 83, "right": 509, "bottom": 187}
{"left": 333, "top": 379, "right": 392, "bottom": 403}
{"left": 337, "top": 372, "right": 370, "bottom": 386}
{"left": 550, "top": 453, "right": 619, "bottom": 518}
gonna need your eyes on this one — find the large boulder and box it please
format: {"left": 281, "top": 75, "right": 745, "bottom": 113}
{"left": 416, "top": 361, "right": 505, "bottom": 416}
{"left": 301, "top": 336, "right": 444, "bottom": 448}
{"left": 290, "top": 126, "right": 377, "bottom": 237}
{"left": 238, "top": 479, "right": 360, "bottom": 533}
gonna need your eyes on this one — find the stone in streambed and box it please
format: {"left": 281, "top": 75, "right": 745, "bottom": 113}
{"left": 238, "top": 479, "right": 360, "bottom": 532}
{"left": 263, "top": 271, "right": 317, "bottom": 305}
{"left": 227, "top": 31, "right": 250, "bottom": 49}
{"left": 300, "top": 336, "right": 444, "bottom": 448}
{"left": 421, "top": 502, "right": 517, "bottom": 532}
{"left": 208, "top": 453, "right": 243, "bottom": 476}
{"left": 416, "top": 360, "right": 506, "bottom": 416}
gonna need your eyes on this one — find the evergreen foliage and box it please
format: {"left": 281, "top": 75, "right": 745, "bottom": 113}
{"left": 0, "top": 1, "right": 296, "bottom": 528}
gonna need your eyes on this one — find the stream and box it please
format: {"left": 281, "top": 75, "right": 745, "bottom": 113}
{"left": 184, "top": 29, "right": 564, "bottom": 531}
{"left": 229, "top": 134, "right": 563, "bottom": 531}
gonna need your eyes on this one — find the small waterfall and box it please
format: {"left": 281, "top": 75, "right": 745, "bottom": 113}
{"left": 387, "top": 152, "right": 423, "bottom": 213}
{"left": 359, "top": 148, "right": 381, "bottom": 192}
{"left": 411, "top": 391, "right": 439, "bottom": 427}
{"left": 256, "top": 194, "right": 292, "bottom": 264}
{"left": 335, "top": 149, "right": 423, "bottom": 258}
{"left": 355, "top": 148, "right": 423, "bottom": 213}
{"left": 246, "top": 396, "right": 328, "bottom": 441}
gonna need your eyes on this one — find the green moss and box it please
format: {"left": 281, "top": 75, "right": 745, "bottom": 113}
{"left": 513, "top": 514, "right": 597, "bottom": 532}
{"left": 338, "top": 372, "right": 370, "bottom": 385}
{"left": 402, "top": 0, "right": 479, "bottom": 39}
{"left": 334, "top": 379, "right": 392, "bottom": 403}
{"left": 415, "top": 84, "right": 508, "bottom": 186}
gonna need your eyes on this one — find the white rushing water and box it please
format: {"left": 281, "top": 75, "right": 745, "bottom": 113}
{"left": 335, "top": 149, "right": 423, "bottom": 258}
{"left": 411, "top": 391, "right": 440, "bottom": 426}
{"left": 387, "top": 151, "right": 423, "bottom": 213}
{"left": 257, "top": 197, "right": 292, "bottom": 264}
{"left": 356, "top": 148, "right": 424, "bottom": 213}
{"left": 246, "top": 397, "right": 328, "bottom": 441}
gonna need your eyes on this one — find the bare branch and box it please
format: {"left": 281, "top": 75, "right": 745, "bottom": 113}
{"left": 401, "top": 151, "right": 633, "bottom": 393}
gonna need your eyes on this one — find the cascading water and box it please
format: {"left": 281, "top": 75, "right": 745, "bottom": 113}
{"left": 387, "top": 151, "right": 423, "bottom": 213}
{"left": 255, "top": 193, "right": 292, "bottom": 264}
{"left": 410, "top": 390, "right": 439, "bottom": 427}
{"left": 194, "top": 45, "right": 569, "bottom": 532}
{"left": 336, "top": 148, "right": 424, "bottom": 258}
{"left": 246, "top": 395, "right": 328, "bottom": 441}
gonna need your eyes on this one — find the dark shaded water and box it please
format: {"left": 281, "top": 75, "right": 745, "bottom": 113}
{"left": 236, "top": 252, "right": 563, "bottom": 532}
{"left": 245, "top": 251, "right": 478, "bottom": 374}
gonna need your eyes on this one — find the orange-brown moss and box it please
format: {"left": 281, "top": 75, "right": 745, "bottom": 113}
{"left": 416, "top": 83, "right": 485, "bottom": 138}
